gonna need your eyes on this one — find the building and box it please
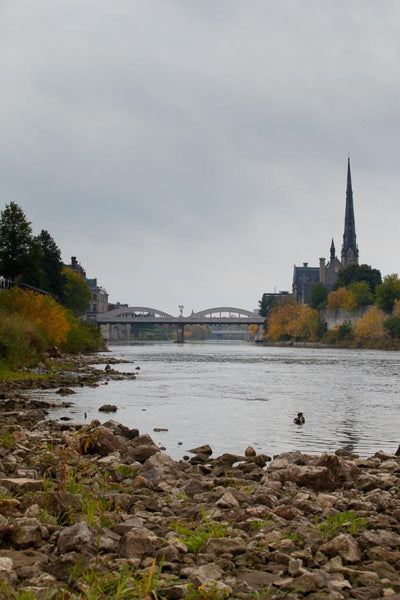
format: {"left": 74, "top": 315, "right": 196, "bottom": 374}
{"left": 292, "top": 158, "right": 359, "bottom": 303}
{"left": 66, "top": 256, "right": 109, "bottom": 319}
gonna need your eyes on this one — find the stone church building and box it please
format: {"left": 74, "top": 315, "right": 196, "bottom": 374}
{"left": 293, "top": 159, "right": 359, "bottom": 303}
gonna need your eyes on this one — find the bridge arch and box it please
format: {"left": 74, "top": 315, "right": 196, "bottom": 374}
{"left": 105, "top": 306, "right": 175, "bottom": 319}
{"left": 190, "top": 307, "right": 257, "bottom": 319}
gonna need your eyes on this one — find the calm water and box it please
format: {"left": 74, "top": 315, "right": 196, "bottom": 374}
{"left": 44, "top": 342, "right": 400, "bottom": 459}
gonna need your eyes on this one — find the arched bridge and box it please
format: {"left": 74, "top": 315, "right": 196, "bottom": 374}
{"left": 96, "top": 306, "right": 264, "bottom": 325}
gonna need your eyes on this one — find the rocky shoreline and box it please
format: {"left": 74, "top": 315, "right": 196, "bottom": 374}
{"left": 1, "top": 360, "right": 400, "bottom": 599}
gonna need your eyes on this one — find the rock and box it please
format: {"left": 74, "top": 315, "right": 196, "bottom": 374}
{"left": 119, "top": 527, "right": 158, "bottom": 558}
{"left": 127, "top": 445, "right": 159, "bottom": 463}
{"left": 320, "top": 533, "right": 362, "bottom": 563}
{"left": 56, "top": 388, "right": 75, "bottom": 395}
{"left": 75, "top": 426, "right": 122, "bottom": 456}
{"left": 142, "top": 452, "right": 178, "bottom": 484}
{"left": 0, "top": 478, "right": 44, "bottom": 493}
{"left": 57, "top": 521, "right": 96, "bottom": 554}
{"left": 216, "top": 491, "right": 239, "bottom": 509}
{"left": 183, "top": 563, "right": 223, "bottom": 586}
{"left": 202, "top": 538, "right": 245, "bottom": 555}
{"left": 153, "top": 427, "right": 168, "bottom": 432}
{"left": 10, "top": 518, "right": 44, "bottom": 549}
{"left": 188, "top": 444, "right": 212, "bottom": 456}
{"left": 98, "top": 404, "right": 118, "bottom": 412}
{"left": 237, "top": 570, "right": 277, "bottom": 590}
{"left": 245, "top": 446, "right": 256, "bottom": 457}
{"left": 361, "top": 529, "right": 400, "bottom": 548}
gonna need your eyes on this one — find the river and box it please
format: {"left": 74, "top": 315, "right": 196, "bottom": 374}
{"left": 46, "top": 341, "right": 400, "bottom": 460}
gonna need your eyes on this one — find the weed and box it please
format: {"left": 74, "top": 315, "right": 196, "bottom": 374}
{"left": 250, "top": 519, "right": 273, "bottom": 531}
{"left": 171, "top": 506, "right": 229, "bottom": 554}
{"left": 0, "top": 431, "right": 14, "bottom": 449}
{"left": 186, "top": 582, "right": 230, "bottom": 599}
{"left": 114, "top": 464, "right": 138, "bottom": 479}
{"left": 316, "top": 510, "right": 367, "bottom": 539}
{"left": 68, "top": 558, "right": 165, "bottom": 599}
{"left": 282, "top": 532, "right": 304, "bottom": 544}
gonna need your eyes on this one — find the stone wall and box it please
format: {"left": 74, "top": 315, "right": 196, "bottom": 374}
{"left": 321, "top": 306, "right": 369, "bottom": 330}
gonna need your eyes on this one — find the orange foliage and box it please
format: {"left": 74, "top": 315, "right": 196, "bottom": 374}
{"left": 352, "top": 306, "right": 387, "bottom": 341}
{"left": 327, "top": 287, "right": 352, "bottom": 309}
{"left": 267, "top": 301, "right": 321, "bottom": 341}
{"left": 0, "top": 287, "right": 70, "bottom": 346}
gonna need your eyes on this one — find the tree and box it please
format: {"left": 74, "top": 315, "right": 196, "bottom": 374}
{"left": 34, "top": 230, "right": 66, "bottom": 298}
{"left": 258, "top": 294, "right": 278, "bottom": 318}
{"left": 375, "top": 274, "right": 400, "bottom": 313}
{"left": 0, "top": 202, "right": 33, "bottom": 280}
{"left": 60, "top": 268, "right": 91, "bottom": 315}
{"left": 335, "top": 264, "right": 382, "bottom": 294}
{"left": 327, "top": 287, "right": 349, "bottom": 309}
{"left": 347, "top": 281, "right": 373, "bottom": 307}
{"left": 310, "top": 283, "right": 328, "bottom": 310}
{"left": 353, "top": 306, "right": 387, "bottom": 341}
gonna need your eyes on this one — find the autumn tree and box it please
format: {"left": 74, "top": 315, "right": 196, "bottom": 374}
{"left": 327, "top": 287, "right": 349, "bottom": 309}
{"left": 375, "top": 274, "right": 400, "bottom": 313}
{"left": 0, "top": 202, "right": 33, "bottom": 280}
{"left": 353, "top": 306, "right": 387, "bottom": 342}
{"left": 60, "top": 268, "right": 91, "bottom": 315}
{"left": 335, "top": 264, "right": 382, "bottom": 294}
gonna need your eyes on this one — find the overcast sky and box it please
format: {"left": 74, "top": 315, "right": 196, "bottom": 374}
{"left": 1, "top": 1, "right": 399, "bottom": 314}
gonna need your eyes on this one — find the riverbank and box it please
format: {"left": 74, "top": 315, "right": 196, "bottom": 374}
{"left": 1, "top": 384, "right": 400, "bottom": 598}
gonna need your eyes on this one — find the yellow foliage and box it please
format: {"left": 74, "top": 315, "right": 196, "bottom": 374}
{"left": 267, "top": 302, "right": 321, "bottom": 342}
{"left": 353, "top": 306, "right": 387, "bottom": 341}
{"left": 327, "top": 287, "right": 353, "bottom": 309}
{"left": 0, "top": 287, "right": 70, "bottom": 346}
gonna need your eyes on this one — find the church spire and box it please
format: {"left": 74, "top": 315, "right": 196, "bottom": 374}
{"left": 341, "top": 157, "right": 359, "bottom": 268}
{"left": 330, "top": 238, "right": 335, "bottom": 261}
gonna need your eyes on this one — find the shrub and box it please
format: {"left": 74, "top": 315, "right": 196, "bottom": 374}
{"left": 61, "top": 315, "right": 104, "bottom": 353}
{"left": 0, "top": 310, "right": 46, "bottom": 369}
{"left": 0, "top": 287, "right": 69, "bottom": 346}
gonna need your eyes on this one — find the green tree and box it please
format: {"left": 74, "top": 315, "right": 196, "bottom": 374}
{"left": 61, "top": 268, "right": 91, "bottom": 315}
{"left": 310, "top": 283, "right": 328, "bottom": 310}
{"left": 384, "top": 315, "right": 400, "bottom": 339}
{"left": 0, "top": 202, "right": 33, "bottom": 280}
{"left": 335, "top": 264, "right": 382, "bottom": 294}
{"left": 375, "top": 274, "right": 400, "bottom": 313}
{"left": 258, "top": 294, "right": 278, "bottom": 318}
{"left": 348, "top": 281, "right": 373, "bottom": 307}
{"left": 34, "top": 230, "right": 66, "bottom": 298}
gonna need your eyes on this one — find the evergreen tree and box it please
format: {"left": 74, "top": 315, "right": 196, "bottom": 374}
{"left": 0, "top": 202, "right": 33, "bottom": 280}
{"left": 35, "top": 230, "right": 66, "bottom": 298}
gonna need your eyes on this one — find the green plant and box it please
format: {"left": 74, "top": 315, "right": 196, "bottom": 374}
{"left": 282, "top": 532, "right": 304, "bottom": 544}
{"left": 316, "top": 510, "right": 367, "bottom": 539}
{"left": 171, "top": 506, "right": 229, "bottom": 554}
{"left": 186, "top": 582, "right": 230, "bottom": 600}
{"left": 250, "top": 519, "right": 273, "bottom": 531}
{"left": 0, "top": 431, "right": 14, "bottom": 449}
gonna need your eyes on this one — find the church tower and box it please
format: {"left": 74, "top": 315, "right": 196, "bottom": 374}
{"left": 341, "top": 158, "right": 359, "bottom": 268}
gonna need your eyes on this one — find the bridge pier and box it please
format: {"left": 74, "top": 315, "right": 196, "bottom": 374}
{"left": 176, "top": 324, "right": 185, "bottom": 343}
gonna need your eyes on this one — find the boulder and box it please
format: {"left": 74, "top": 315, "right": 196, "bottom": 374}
{"left": 56, "top": 521, "right": 96, "bottom": 554}
{"left": 320, "top": 534, "right": 362, "bottom": 563}
{"left": 75, "top": 426, "right": 122, "bottom": 456}
{"left": 215, "top": 491, "right": 239, "bottom": 509}
{"left": 188, "top": 444, "right": 212, "bottom": 456}
{"left": 98, "top": 405, "right": 118, "bottom": 413}
{"left": 119, "top": 527, "right": 158, "bottom": 558}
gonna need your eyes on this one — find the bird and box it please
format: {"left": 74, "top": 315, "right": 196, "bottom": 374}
{"left": 294, "top": 412, "right": 305, "bottom": 425}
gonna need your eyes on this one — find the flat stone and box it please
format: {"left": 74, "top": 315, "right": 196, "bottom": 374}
{"left": 0, "top": 478, "right": 44, "bottom": 493}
